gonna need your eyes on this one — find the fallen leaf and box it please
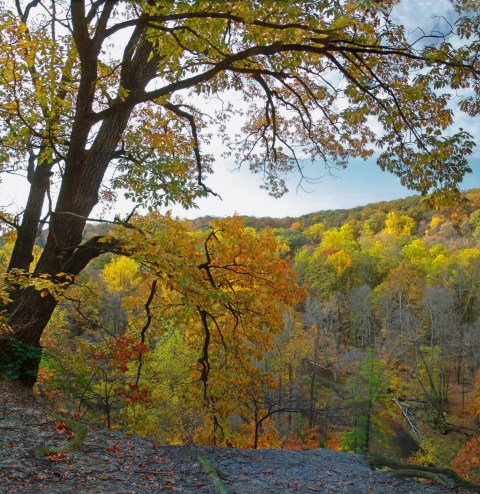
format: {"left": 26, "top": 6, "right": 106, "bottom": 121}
{"left": 48, "top": 452, "right": 69, "bottom": 462}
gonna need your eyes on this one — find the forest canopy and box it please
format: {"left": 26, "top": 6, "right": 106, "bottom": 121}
{"left": 22, "top": 190, "right": 480, "bottom": 463}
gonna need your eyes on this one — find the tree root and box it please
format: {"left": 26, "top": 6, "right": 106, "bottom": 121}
{"left": 366, "top": 454, "right": 479, "bottom": 490}
{"left": 197, "top": 455, "right": 230, "bottom": 494}
{"left": 31, "top": 411, "right": 88, "bottom": 458}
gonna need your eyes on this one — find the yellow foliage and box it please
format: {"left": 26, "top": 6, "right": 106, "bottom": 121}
{"left": 304, "top": 223, "right": 325, "bottom": 242}
{"left": 101, "top": 256, "right": 139, "bottom": 293}
{"left": 326, "top": 250, "right": 352, "bottom": 276}
{"left": 409, "top": 438, "right": 441, "bottom": 467}
{"left": 429, "top": 216, "right": 444, "bottom": 231}
{"left": 383, "top": 211, "right": 415, "bottom": 236}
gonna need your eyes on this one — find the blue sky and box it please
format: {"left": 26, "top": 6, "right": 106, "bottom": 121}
{"left": 162, "top": 0, "right": 479, "bottom": 220}
{"left": 165, "top": 157, "right": 479, "bottom": 219}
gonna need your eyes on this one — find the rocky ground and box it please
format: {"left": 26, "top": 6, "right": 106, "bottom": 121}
{"left": 0, "top": 381, "right": 467, "bottom": 493}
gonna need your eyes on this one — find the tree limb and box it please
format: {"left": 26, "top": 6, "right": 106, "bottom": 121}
{"left": 366, "top": 455, "right": 479, "bottom": 489}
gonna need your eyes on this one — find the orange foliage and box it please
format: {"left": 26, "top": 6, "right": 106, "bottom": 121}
{"left": 211, "top": 418, "right": 282, "bottom": 449}
{"left": 290, "top": 221, "right": 303, "bottom": 231}
{"left": 326, "top": 433, "right": 343, "bottom": 451}
{"left": 320, "top": 248, "right": 340, "bottom": 257}
{"left": 282, "top": 426, "right": 321, "bottom": 450}
{"left": 452, "top": 436, "right": 480, "bottom": 483}
{"left": 282, "top": 436, "right": 303, "bottom": 450}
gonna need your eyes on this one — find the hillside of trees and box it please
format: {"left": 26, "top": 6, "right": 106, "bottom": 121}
{"left": 2, "top": 190, "right": 479, "bottom": 482}
{"left": 1, "top": 1, "right": 479, "bottom": 489}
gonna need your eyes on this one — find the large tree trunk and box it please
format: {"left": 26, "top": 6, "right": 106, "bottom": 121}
{"left": 1, "top": 82, "right": 151, "bottom": 388}
{"left": 0, "top": 152, "right": 113, "bottom": 386}
{"left": 1, "top": 234, "right": 120, "bottom": 386}
{"left": 8, "top": 161, "right": 52, "bottom": 272}
{"left": 0, "top": 15, "right": 160, "bottom": 386}
{"left": 2, "top": 159, "right": 55, "bottom": 385}
{"left": 0, "top": 289, "right": 57, "bottom": 386}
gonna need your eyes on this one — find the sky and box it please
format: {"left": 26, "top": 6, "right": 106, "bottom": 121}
{"left": 158, "top": 0, "right": 480, "bottom": 219}
{"left": 1, "top": 0, "right": 479, "bottom": 221}
{"left": 163, "top": 157, "right": 480, "bottom": 220}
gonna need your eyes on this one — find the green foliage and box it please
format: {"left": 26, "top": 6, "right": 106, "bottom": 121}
{"left": 341, "top": 349, "right": 391, "bottom": 454}
{"left": 0, "top": 338, "right": 41, "bottom": 381}
{"left": 5, "top": 191, "right": 477, "bottom": 455}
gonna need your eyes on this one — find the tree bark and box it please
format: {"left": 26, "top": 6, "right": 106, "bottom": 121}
{"left": 1, "top": 236, "right": 120, "bottom": 386}
{"left": 1, "top": 22, "right": 156, "bottom": 386}
{"left": 8, "top": 162, "right": 52, "bottom": 272}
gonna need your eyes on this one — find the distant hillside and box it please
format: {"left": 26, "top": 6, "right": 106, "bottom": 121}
{"left": 187, "top": 189, "right": 479, "bottom": 232}
{"left": 241, "top": 189, "right": 479, "bottom": 232}
{"left": 31, "top": 189, "right": 479, "bottom": 246}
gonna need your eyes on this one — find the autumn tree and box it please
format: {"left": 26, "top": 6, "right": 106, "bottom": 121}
{"left": 0, "top": 0, "right": 479, "bottom": 385}
{"left": 40, "top": 214, "right": 303, "bottom": 441}
{"left": 452, "top": 436, "right": 480, "bottom": 483}
{"left": 120, "top": 215, "right": 303, "bottom": 444}
{"left": 342, "top": 349, "right": 390, "bottom": 454}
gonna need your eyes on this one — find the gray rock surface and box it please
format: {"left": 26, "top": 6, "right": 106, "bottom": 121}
{"left": 0, "top": 381, "right": 459, "bottom": 493}
{"left": 199, "top": 447, "right": 452, "bottom": 494}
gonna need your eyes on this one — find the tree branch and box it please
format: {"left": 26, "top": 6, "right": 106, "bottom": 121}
{"left": 162, "top": 103, "right": 220, "bottom": 197}
{"left": 134, "top": 279, "right": 157, "bottom": 388}
{"left": 15, "top": 0, "right": 41, "bottom": 23}
{"left": 91, "top": 42, "right": 331, "bottom": 122}
{"left": 197, "top": 306, "right": 211, "bottom": 401}
{"left": 60, "top": 235, "right": 122, "bottom": 276}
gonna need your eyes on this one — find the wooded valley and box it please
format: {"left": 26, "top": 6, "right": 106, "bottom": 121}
{"left": 0, "top": 0, "right": 479, "bottom": 488}
{"left": 2, "top": 191, "right": 478, "bottom": 482}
